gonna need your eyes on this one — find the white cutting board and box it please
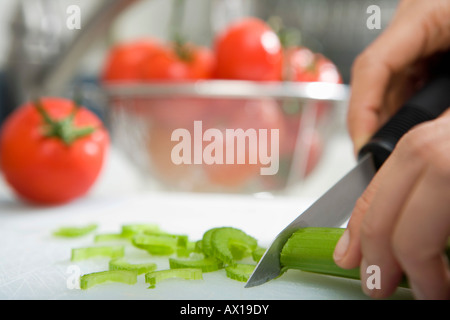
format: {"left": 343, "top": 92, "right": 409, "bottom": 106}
{"left": 0, "top": 191, "right": 413, "bottom": 300}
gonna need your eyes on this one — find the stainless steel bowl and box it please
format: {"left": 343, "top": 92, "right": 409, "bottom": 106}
{"left": 104, "top": 80, "right": 349, "bottom": 193}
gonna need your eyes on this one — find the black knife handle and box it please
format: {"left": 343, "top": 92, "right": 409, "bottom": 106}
{"left": 358, "top": 75, "right": 450, "bottom": 169}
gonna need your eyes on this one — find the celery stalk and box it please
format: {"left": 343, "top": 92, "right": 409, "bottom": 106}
{"left": 281, "top": 227, "right": 450, "bottom": 286}
{"left": 280, "top": 228, "right": 360, "bottom": 279}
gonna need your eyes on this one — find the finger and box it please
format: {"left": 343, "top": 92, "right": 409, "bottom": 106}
{"left": 347, "top": 0, "right": 450, "bottom": 153}
{"left": 333, "top": 121, "right": 426, "bottom": 272}
{"left": 359, "top": 115, "right": 450, "bottom": 298}
{"left": 334, "top": 144, "right": 423, "bottom": 299}
{"left": 392, "top": 166, "right": 450, "bottom": 300}
{"left": 333, "top": 172, "right": 380, "bottom": 269}
{"left": 346, "top": 48, "right": 391, "bottom": 155}
{"left": 336, "top": 109, "right": 450, "bottom": 295}
{"left": 392, "top": 112, "right": 450, "bottom": 299}
{"left": 383, "top": 63, "right": 430, "bottom": 122}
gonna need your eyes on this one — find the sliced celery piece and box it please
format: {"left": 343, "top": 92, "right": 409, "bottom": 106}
{"left": 109, "top": 258, "right": 157, "bottom": 275}
{"left": 176, "top": 241, "right": 198, "bottom": 258}
{"left": 209, "top": 227, "right": 258, "bottom": 265}
{"left": 143, "top": 229, "right": 189, "bottom": 246}
{"left": 80, "top": 270, "right": 137, "bottom": 289}
{"left": 194, "top": 240, "right": 203, "bottom": 253}
{"left": 120, "top": 224, "right": 161, "bottom": 238}
{"left": 251, "top": 246, "right": 267, "bottom": 263}
{"left": 201, "top": 227, "right": 219, "bottom": 257}
{"left": 131, "top": 234, "right": 177, "bottom": 255}
{"left": 145, "top": 268, "right": 203, "bottom": 288}
{"left": 131, "top": 232, "right": 191, "bottom": 256}
{"left": 71, "top": 245, "right": 125, "bottom": 261}
{"left": 176, "top": 235, "right": 189, "bottom": 248}
{"left": 169, "top": 256, "right": 223, "bottom": 272}
{"left": 228, "top": 240, "right": 252, "bottom": 260}
{"left": 94, "top": 233, "right": 129, "bottom": 243}
{"left": 52, "top": 223, "right": 97, "bottom": 238}
{"left": 225, "top": 264, "right": 256, "bottom": 282}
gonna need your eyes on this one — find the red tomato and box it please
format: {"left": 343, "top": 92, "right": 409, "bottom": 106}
{"left": 281, "top": 48, "right": 341, "bottom": 171}
{"left": 140, "top": 41, "right": 214, "bottom": 125}
{"left": 213, "top": 17, "right": 283, "bottom": 81}
{"left": 140, "top": 42, "right": 215, "bottom": 186}
{"left": 0, "top": 98, "right": 109, "bottom": 205}
{"left": 202, "top": 98, "right": 285, "bottom": 188}
{"left": 304, "top": 129, "right": 323, "bottom": 176}
{"left": 101, "top": 38, "right": 162, "bottom": 82}
{"left": 145, "top": 97, "right": 209, "bottom": 129}
{"left": 313, "top": 54, "right": 343, "bottom": 84}
{"left": 280, "top": 105, "right": 328, "bottom": 156}
{"left": 145, "top": 98, "right": 285, "bottom": 190}
{"left": 147, "top": 123, "right": 198, "bottom": 188}
{"left": 142, "top": 42, "right": 215, "bottom": 81}
{"left": 279, "top": 106, "right": 326, "bottom": 178}
{"left": 295, "top": 128, "right": 323, "bottom": 178}
{"left": 286, "top": 47, "right": 342, "bottom": 83}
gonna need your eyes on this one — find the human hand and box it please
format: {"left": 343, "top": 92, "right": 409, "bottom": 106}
{"left": 333, "top": 0, "right": 450, "bottom": 299}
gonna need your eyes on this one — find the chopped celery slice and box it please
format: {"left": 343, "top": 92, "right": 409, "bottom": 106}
{"left": 225, "top": 264, "right": 256, "bottom": 282}
{"left": 120, "top": 224, "right": 161, "bottom": 238}
{"left": 143, "top": 229, "right": 189, "bottom": 246}
{"left": 131, "top": 232, "right": 190, "bottom": 256}
{"left": 201, "top": 228, "right": 219, "bottom": 257}
{"left": 195, "top": 240, "right": 203, "bottom": 253}
{"left": 80, "top": 270, "right": 137, "bottom": 289}
{"left": 176, "top": 241, "right": 198, "bottom": 258}
{"left": 145, "top": 268, "right": 203, "bottom": 288}
{"left": 71, "top": 245, "right": 125, "bottom": 261}
{"left": 131, "top": 234, "right": 177, "bottom": 255}
{"left": 52, "top": 223, "right": 97, "bottom": 238}
{"left": 251, "top": 246, "right": 267, "bottom": 263}
{"left": 228, "top": 240, "right": 252, "bottom": 260}
{"left": 169, "top": 256, "right": 223, "bottom": 272}
{"left": 109, "top": 258, "right": 157, "bottom": 274}
{"left": 94, "top": 233, "right": 129, "bottom": 243}
{"left": 209, "top": 227, "right": 258, "bottom": 265}
{"left": 176, "top": 235, "right": 189, "bottom": 248}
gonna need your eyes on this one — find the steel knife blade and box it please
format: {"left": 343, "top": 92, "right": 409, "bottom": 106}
{"left": 245, "top": 153, "right": 376, "bottom": 288}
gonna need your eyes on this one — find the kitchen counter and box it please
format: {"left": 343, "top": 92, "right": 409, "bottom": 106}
{"left": 0, "top": 132, "right": 414, "bottom": 300}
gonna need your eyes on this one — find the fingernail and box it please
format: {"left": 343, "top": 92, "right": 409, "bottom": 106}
{"left": 361, "top": 259, "right": 384, "bottom": 298}
{"left": 333, "top": 229, "right": 350, "bottom": 262}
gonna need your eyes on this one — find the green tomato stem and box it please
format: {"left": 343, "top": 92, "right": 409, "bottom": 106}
{"left": 34, "top": 99, "right": 96, "bottom": 146}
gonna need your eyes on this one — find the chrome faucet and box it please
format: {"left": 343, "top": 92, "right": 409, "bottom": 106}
{"left": 5, "top": 0, "right": 139, "bottom": 107}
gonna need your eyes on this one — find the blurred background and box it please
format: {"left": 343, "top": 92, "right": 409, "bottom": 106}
{"left": 0, "top": 0, "right": 399, "bottom": 123}
{"left": 0, "top": 0, "right": 400, "bottom": 198}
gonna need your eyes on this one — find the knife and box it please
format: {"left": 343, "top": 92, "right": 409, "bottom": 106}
{"left": 245, "top": 72, "right": 450, "bottom": 288}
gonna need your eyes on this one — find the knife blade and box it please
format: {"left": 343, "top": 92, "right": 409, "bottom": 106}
{"left": 245, "top": 73, "right": 450, "bottom": 288}
{"left": 245, "top": 153, "right": 376, "bottom": 288}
